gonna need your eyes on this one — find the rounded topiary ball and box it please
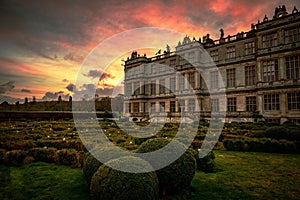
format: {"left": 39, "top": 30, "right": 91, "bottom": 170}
{"left": 83, "top": 146, "right": 127, "bottom": 186}
{"left": 90, "top": 156, "right": 159, "bottom": 200}
{"left": 136, "top": 138, "right": 196, "bottom": 194}
{"left": 189, "top": 148, "right": 216, "bottom": 173}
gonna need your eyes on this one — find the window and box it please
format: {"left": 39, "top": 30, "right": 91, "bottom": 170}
{"left": 210, "top": 50, "right": 218, "bottom": 62}
{"left": 133, "top": 102, "right": 139, "bottom": 113}
{"left": 140, "top": 81, "right": 145, "bottom": 95}
{"left": 210, "top": 71, "right": 219, "bottom": 89}
{"left": 227, "top": 97, "right": 237, "bottom": 112}
{"left": 227, "top": 68, "right": 236, "bottom": 87}
{"left": 128, "top": 103, "right": 132, "bottom": 113}
{"left": 159, "top": 102, "right": 165, "bottom": 112}
{"left": 285, "top": 27, "right": 300, "bottom": 44}
{"left": 244, "top": 41, "right": 255, "bottom": 55}
{"left": 246, "top": 96, "right": 257, "bottom": 111}
{"left": 226, "top": 46, "right": 235, "bottom": 59}
{"left": 262, "top": 33, "right": 278, "bottom": 48}
{"left": 170, "top": 77, "right": 176, "bottom": 93}
{"left": 263, "top": 59, "right": 278, "bottom": 82}
{"left": 188, "top": 99, "right": 195, "bottom": 112}
{"left": 287, "top": 93, "right": 300, "bottom": 110}
{"left": 245, "top": 65, "right": 256, "bottom": 86}
{"left": 188, "top": 72, "right": 195, "bottom": 89}
{"left": 264, "top": 94, "right": 280, "bottom": 110}
{"left": 211, "top": 99, "right": 219, "bottom": 112}
{"left": 151, "top": 80, "right": 156, "bottom": 95}
{"left": 286, "top": 55, "right": 299, "bottom": 79}
{"left": 142, "top": 102, "right": 146, "bottom": 112}
{"left": 179, "top": 99, "right": 185, "bottom": 112}
{"left": 150, "top": 102, "right": 156, "bottom": 113}
{"left": 159, "top": 79, "right": 165, "bottom": 94}
{"left": 170, "top": 101, "right": 176, "bottom": 112}
{"left": 179, "top": 74, "right": 185, "bottom": 90}
{"left": 133, "top": 81, "right": 140, "bottom": 95}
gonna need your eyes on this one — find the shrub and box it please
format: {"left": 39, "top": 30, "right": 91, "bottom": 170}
{"left": 190, "top": 149, "right": 216, "bottom": 173}
{"left": 5, "top": 150, "right": 27, "bottom": 166}
{"left": 23, "top": 156, "right": 35, "bottom": 164}
{"left": 28, "top": 147, "right": 57, "bottom": 163}
{"left": 83, "top": 146, "right": 128, "bottom": 187}
{"left": 136, "top": 138, "right": 196, "bottom": 194}
{"left": 250, "top": 130, "right": 265, "bottom": 138}
{"left": 55, "top": 149, "right": 81, "bottom": 168}
{"left": 223, "top": 139, "right": 246, "bottom": 151}
{"left": 0, "top": 149, "right": 7, "bottom": 164}
{"left": 90, "top": 156, "right": 159, "bottom": 200}
{"left": 224, "top": 138, "right": 299, "bottom": 154}
{"left": 264, "top": 126, "right": 288, "bottom": 140}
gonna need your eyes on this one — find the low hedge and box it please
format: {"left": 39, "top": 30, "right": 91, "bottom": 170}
{"left": 224, "top": 138, "right": 299, "bottom": 153}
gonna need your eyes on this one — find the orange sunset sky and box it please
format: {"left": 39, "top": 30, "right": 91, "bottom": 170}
{"left": 0, "top": 0, "right": 299, "bottom": 103}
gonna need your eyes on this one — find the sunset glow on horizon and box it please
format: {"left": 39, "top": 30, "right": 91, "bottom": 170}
{"left": 0, "top": 0, "right": 299, "bottom": 103}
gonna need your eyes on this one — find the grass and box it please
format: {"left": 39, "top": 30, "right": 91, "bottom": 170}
{"left": 189, "top": 151, "right": 300, "bottom": 200}
{"left": 0, "top": 151, "right": 299, "bottom": 200}
{"left": 0, "top": 162, "right": 90, "bottom": 200}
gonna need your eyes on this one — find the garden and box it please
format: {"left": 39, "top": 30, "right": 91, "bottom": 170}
{"left": 0, "top": 119, "right": 299, "bottom": 199}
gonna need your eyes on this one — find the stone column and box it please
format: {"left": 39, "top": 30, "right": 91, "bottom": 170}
{"left": 195, "top": 71, "right": 199, "bottom": 89}
{"left": 185, "top": 99, "right": 188, "bottom": 112}
{"left": 257, "top": 61, "right": 262, "bottom": 82}
{"left": 176, "top": 73, "right": 179, "bottom": 91}
{"left": 257, "top": 95, "right": 263, "bottom": 115}
{"left": 185, "top": 73, "right": 189, "bottom": 89}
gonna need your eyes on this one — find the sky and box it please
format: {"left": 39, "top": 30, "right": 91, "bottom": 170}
{"left": 0, "top": 0, "right": 299, "bottom": 103}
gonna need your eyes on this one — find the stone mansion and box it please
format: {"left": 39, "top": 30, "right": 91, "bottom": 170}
{"left": 123, "top": 5, "right": 300, "bottom": 124}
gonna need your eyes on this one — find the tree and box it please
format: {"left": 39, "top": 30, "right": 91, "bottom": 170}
{"left": 58, "top": 96, "right": 62, "bottom": 103}
{"left": 24, "top": 97, "right": 28, "bottom": 104}
{"left": 32, "top": 96, "right": 36, "bottom": 103}
{"left": 69, "top": 96, "right": 72, "bottom": 102}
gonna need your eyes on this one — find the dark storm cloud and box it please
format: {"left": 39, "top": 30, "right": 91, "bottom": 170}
{"left": 21, "top": 88, "right": 31, "bottom": 93}
{"left": 85, "top": 70, "right": 115, "bottom": 81}
{"left": 42, "top": 91, "right": 69, "bottom": 101}
{"left": 0, "top": 81, "right": 15, "bottom": 94}
{"left": 66, "top": 83, "right": 76, "bottom": 92}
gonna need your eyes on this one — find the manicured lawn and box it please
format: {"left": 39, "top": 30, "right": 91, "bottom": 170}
{"left": 0, "top": 162, "right": 90, "bottom": 200}
{"left": 0, "top": 151, "right": 299, "bottom": 200}
{"left": 190, "top": 151, "right": 300, "bottom": 200}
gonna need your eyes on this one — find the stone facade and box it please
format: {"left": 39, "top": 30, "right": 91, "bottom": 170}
{"left": 123, "top": 6, "right": 300, "bottom": 124}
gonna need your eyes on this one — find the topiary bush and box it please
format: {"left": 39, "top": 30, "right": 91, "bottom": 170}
{"left": 55, "top": 148, "right": 81, "bottom": 168}
{"left": 90, "top": 156, "right": 159, "bottom": 200}
{"left": 189, "top": 149, "right": 216, "bottom": 173}
{"left": 264, "top": 126, "right": 288, "bottom": 140}
{"left": 5, "top": 150, "right": 27, "bottom": 166}
{"left": 136, "top": 138, "right": 196, "bottom": 194}
{"left": 28, "top": 147, "right": 57, "bottom": 163}
{"left": 83, "top": 146, "right": 128, "bottom": 187}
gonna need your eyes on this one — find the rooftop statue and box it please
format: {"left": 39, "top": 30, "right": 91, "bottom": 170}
{"left": 166, "top": 44, "right": 170, "bottom": 53}
{"left": 220, "top": 28, "right": 224, "bottom": 39}
{"left": 292, "top": 6, "right": 298, "bottom": 14}
{"left": 274, "top": 5, "right": 288, "bottom": 18}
